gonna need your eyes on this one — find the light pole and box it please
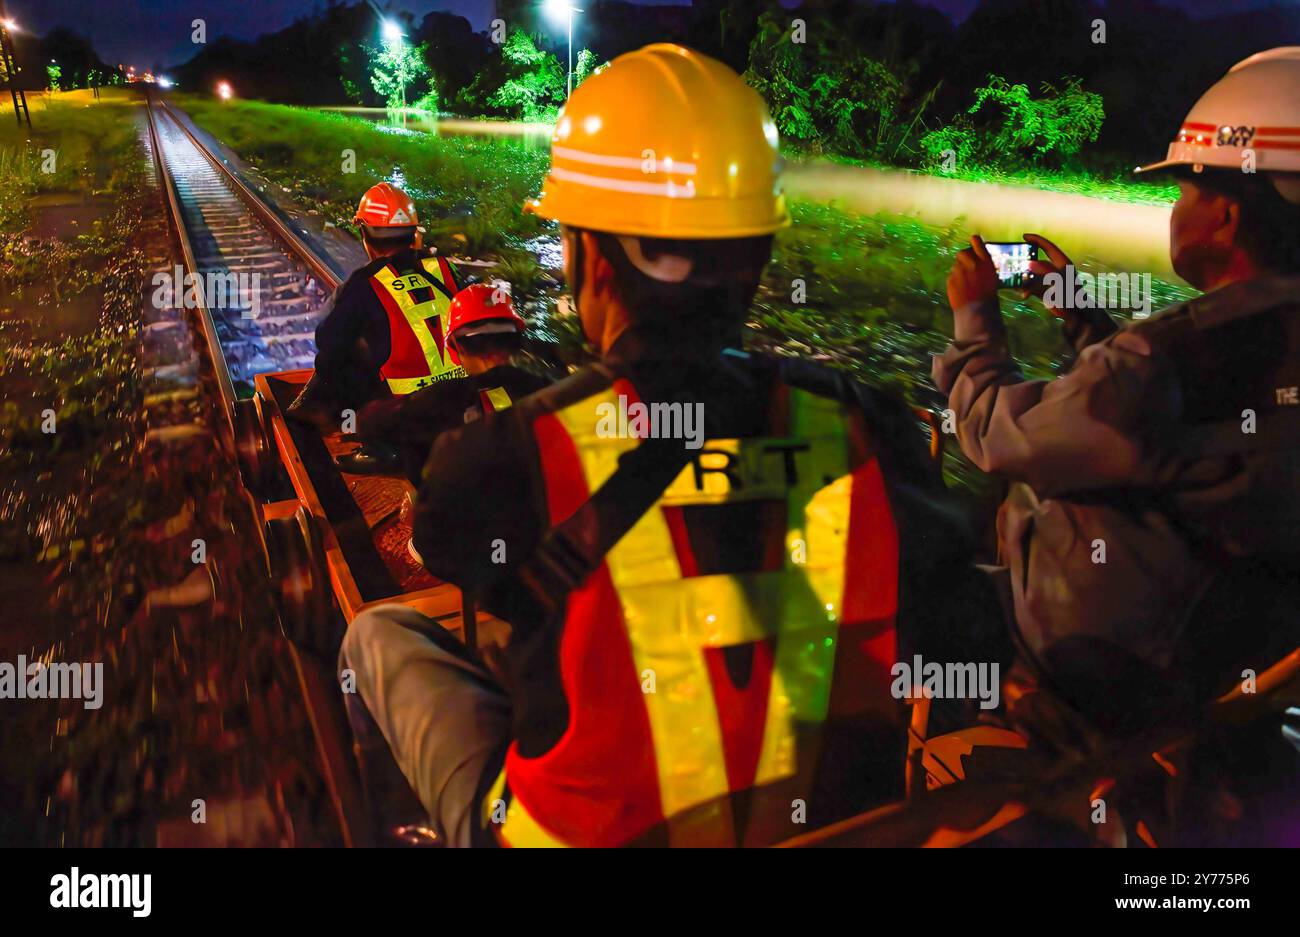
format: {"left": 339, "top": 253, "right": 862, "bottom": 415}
{"left": 544, "top": 0, "right": 583, "bottom": 99}
{"left": 382, "top": 19, "right": 405, "bottom": 112}
{"left": 0, "top": 4, "right": 30, "bottom": 126}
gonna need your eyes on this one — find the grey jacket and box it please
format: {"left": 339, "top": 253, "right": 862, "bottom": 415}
{"left": 933, "top": 276, "right": 1300, "bottom": 710}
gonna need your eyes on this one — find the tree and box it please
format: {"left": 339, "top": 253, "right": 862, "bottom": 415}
{"left": 573, "top": 48, "right": 600, "bottom": 89}
{"left": 46, "top": 62, "right": 62, "bottom": 92}
{"left": 488, "top": 30, "right": 564, "bottom": 122}
{"left": 744, "top": 11, "right": 933, "bottom": 160}
{"left": 369, "top": 35, "right": 430, "bottom": 110}
{"left": 920, "top": 74, "right": 1104, "bottom": 171}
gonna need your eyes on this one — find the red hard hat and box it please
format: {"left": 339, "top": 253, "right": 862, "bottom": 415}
{"left": 445, "top": 284, "right": 526, "bottom": 366}
{"left": 354, "top": 182, "right": 419, "bottom": 231}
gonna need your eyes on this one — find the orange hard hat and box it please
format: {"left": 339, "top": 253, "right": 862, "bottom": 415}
{"left": 354, "top": 182, "right": 419, "bottom": 232}
{"left": 445, "top": 283, "right": 526, "bottom": 366}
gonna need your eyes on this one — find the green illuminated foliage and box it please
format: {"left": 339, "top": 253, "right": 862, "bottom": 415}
{"left": 921, "top": 75, "right": 1104, "bottom": 171}
{"left": 368, "top": 36, "right": 430, "bottom": 110}
{"left": 573, "top": 48, "right": 599, "bottom": 89}
{"left": 743, "top": 11, "right": 935, "bottom": 161}
{"left": 488, "top": 30, "right": 564, "bottom": 122}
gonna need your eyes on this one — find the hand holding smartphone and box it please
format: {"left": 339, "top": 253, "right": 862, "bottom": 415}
{"left": 983, "top": 241, "right": 1040, "bottom": 289}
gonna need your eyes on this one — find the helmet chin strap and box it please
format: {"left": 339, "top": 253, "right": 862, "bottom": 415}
{"left": 569, "top": 228, "right": 585, "bottom": 319}
{"left": 616, "top": 235, "right": 695, "bottom": 283}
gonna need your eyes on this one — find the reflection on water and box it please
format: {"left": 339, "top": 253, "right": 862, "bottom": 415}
{"left": 785, "top": 162, "right": 1178, "bottom": 278}
{"left": 322, "top": 107, "right": 553, "bottom": 150}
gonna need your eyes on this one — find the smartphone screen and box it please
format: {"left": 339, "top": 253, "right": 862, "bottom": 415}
{"left": 984, "top": 241, "right": 1039, "bottom": 288}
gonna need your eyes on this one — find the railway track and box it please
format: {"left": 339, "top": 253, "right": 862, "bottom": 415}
{"left": 144, "top": 91, "right": 345, "bottom": 495}
{"left": 144, "top": 92, "right": 379, "bottom": 844}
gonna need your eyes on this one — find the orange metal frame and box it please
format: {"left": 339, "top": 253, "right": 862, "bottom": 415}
{"left": 253, "top": 368, "right": 466, "bottom": 631}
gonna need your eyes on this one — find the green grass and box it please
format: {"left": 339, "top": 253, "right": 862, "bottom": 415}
{"left": 174, "top": 94, "right": 552, "bottom": 256}
{"left": 0, "top": 91, "right": 144, "bottom": 232}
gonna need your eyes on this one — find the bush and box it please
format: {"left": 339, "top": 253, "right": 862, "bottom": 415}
{"left": 743, "top": 11, "right": 937, "bottom": 162}
{"left": 921, "top": 74, "right": 1104, "bottom": 172}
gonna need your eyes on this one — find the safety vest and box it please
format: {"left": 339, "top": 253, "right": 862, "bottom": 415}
{"left": 369, "top": 254, "right": 466, "bottom": 394}
{"left": 485, "top": 378, "right": 902, "bottom": 847}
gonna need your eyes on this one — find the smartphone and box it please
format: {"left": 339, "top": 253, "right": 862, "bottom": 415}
{"left": 984, "top": 241, "right": 1039, "bottom": 289}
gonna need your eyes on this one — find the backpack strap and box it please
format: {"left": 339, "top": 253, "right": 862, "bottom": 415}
{"left": 516, "top": 434, "right": 697, "bottom": 614}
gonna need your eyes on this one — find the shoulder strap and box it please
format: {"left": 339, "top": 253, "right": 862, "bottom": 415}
{"left": 516, "top": 426, "right": 696, "bottom": 615}
{"left": 417, "top": 256, "right": 457, "bottom": 302}
{"left": 515, "top": 365, "right": 802, "bottom": 613}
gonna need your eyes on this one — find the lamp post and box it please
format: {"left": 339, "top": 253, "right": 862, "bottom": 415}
{"left": 0, "top": 3, "right": 29, "bottom": 126}
{"left": 382, "top": 19, "right": 405, "bottom": 112}
{"left": 544, "top": 0, "right": 583, "bottom": 99}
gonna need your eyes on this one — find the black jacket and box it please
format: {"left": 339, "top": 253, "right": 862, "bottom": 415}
{"left": 358, "top": 364, "right": 552, "bottom": 483}
{"left": 313, "top": 247, "right": 459, "bottom": 404}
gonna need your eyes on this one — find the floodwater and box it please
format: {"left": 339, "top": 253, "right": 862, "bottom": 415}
{"left": 319, "top": 108, "right": 1180, "bottom": 279}
{"left": 785, "top": 162, "right": 1177, "bottom": 277}
{"left": 323, "top": 107, "right": 553, "bottom": 149}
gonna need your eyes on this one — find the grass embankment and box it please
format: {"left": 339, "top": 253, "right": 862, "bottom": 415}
{"left": 1, "top": 92, "right": 329, "bottom": 846}
{"left": 0, "top": 92, "right": 148, "bottom": 552}
{"left": 174, "top": 94, "right": 552, "bottom": 268}
{"left": 177, "top": 96, "right": 1196, "bottom": 493}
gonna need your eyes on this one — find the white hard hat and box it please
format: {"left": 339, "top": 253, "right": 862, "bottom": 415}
{"left": 1136, "top": 47, "right": 1300, "bottom": 203}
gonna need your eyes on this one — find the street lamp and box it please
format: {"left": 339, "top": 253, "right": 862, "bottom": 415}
{"left": 382, "top": 19, "right": 406, "bottom": 112}
{"left": 217, "top": 81, "right": 233, "bottom": 100}
{"left": 543, "top": 0, "right": 582, "bottom": 99}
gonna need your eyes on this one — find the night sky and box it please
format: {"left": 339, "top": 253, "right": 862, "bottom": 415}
{"left": 8, "top": 0, "right": 1287, "bottom": 74}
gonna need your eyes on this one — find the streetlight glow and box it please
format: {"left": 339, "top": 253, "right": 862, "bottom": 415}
{"left": 543, "top": 0, "right": 583, "bottom": 100}
{"left": 543, "top": 0, "right": 571, "bottom": 20}
{"left": 2, "top": 18, "right": 17, "bottom": 32}
{"left": 380, "top": 19, "right": 408, "bottom": 112}
{"left": 217, "top": 81, "right": 233, "bottom": 100}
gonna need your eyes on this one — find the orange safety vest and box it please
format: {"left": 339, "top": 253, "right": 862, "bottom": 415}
{"left": 484, "top": 378, "right": 902, "bottom": 847}
{"left": 369, "top": 255, "right": 466, "bottom": 393}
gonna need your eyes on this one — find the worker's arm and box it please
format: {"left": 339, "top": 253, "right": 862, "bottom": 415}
{"left": 312, "top": 273, "right": 369, "bottom": 375}
{"left": 1022, "top": 233, "right": 1119, "bottom": 356}
{"left": 412, "top": 410, "right": 544, "bottom": 604}
{"left": 357, "top": 379, "right": 475, "bottom": 445}
{"left": 933, "top": 237, "right": 1180, "bottom": 498}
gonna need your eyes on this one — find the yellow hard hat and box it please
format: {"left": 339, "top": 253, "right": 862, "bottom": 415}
{"left": 525, "top": 44, "right": 789, "bottom": 239}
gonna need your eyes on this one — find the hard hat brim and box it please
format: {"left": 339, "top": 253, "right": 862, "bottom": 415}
{"left": 1134, "top": 158, "right": 1182, "bottom": 175}
{"left": 453, "top": 320, "right": 522, "bottom": 340}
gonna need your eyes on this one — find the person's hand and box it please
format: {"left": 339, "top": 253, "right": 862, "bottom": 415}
{"left": 947, "top": 235, "right": 1000, "bottom": 315}
{"left": 1020, "top": 233, "right": 1074, "bottom": 317}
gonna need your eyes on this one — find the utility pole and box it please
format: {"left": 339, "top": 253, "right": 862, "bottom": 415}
{"left": 0, "top": 1, "right": 31, "bottom": 127}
